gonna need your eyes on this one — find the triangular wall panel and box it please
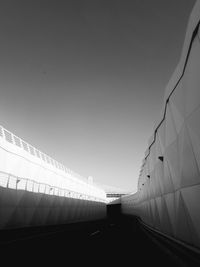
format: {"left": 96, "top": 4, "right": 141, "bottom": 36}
{"left": 175, "top": 191, "right": 193, "bottom": 244}
{"left": 178, "top": 125, "right": 200, "bottom": 187}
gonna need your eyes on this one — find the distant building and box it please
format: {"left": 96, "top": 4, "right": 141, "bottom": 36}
{"left": 106, "top": 192, "right": 128, "bottom": 203}
{"left": 95, "top": 183, "right": 131, "bottom": 203}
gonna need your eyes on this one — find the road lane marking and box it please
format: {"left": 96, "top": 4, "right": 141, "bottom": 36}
{"left": 90, "top": 230, "right": 100, "bottom": 236}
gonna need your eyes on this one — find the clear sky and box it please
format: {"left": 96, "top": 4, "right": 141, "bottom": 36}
{"left": 0, "top": 0, "right": 196, "bottom": 192}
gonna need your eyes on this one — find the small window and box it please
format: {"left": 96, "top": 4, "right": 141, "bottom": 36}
{"left": 50, "top": 158, "right": 54, "bottom": 166}
{"left": 4, "top": 130, "right": 13, "bottom": 143}
{"left": 29, "top": 146, "right": 35, "bottom": 156}
{"left": 35, "top": 150, "right": 41, "bottom": 158}
{"left": 13, "top": 136, "right": 21, "bottom": 147}
{"left": 46, "top": 155, "right": 50, "bottom": 164}
{"left": 33, "top": 182, "right": 39, "bottom": 192}
{"left": 45, "top": 185, "right": 50, "bottom": 194}
{"left": 55, "top": 161, "right": 59, "bottom": 169}
{"left": 54, "top": 188, "right": 59, "bottom": 195}
{"left": 0, "top": 173, "right": 9, "bottom": 188}
{"left": 41, "top": 153, "right": 45, "bottom": 161}
{"left": 39, "top": 184, "right": 45, "bottom": 193}
{"left": 26, "top": 180, "right": 34, "bottom": 191}
{"left": 49, "top": 187, "right": 54, "bottom": 194}
{"left": 0, "top": 127, "right": 3, "bottom": 137}
{"left": 22, "top": 141, "right": 29, "bottom": 152}
{"left": 8, "top": 175, "right": 17, "bottom": 189}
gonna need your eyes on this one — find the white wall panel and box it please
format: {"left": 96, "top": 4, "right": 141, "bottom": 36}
{"left": 121, "top": 0, "right": 200, "bottom": 249}
{"left": 0, "top": 123, "right": 106, "bottom": 229}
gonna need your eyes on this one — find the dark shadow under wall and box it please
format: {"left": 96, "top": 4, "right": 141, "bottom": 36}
{"left": 107, "top": 203, "right": 121, "bottom": 222}
{"left": 1, "top": 205, "right": 200, "bottom": 266}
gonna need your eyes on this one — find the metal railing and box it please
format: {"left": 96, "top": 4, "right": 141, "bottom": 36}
{"left": 0, "top": 171, "right": 105, "bottom": 203}
{"left": 0, "top": 125, "right": 85, "bottom": 182}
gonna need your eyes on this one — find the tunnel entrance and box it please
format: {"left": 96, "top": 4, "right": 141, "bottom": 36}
{"left": 107, "top": 203, "right": 121, "bottom": 222}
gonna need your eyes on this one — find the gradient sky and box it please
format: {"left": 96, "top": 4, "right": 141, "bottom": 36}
{"left": 0, "top": 0, "right": 196, "bottom": 192}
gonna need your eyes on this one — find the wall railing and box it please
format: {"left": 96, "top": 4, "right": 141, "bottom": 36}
{"left": 0, "top": 125, "right": 84, "bottom": 182}
{"left": 0, "top": 170, "right": 105, "bottom": 203}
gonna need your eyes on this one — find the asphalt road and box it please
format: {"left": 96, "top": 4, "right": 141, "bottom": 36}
{"left": 1, "top": 215, "right": 181, "bottom": 266}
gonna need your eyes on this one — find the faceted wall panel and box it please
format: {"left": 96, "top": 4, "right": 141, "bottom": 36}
{"left": 122, "top": 1, "right": 200, "bottom": 249}
{"left": 0, "top": 125, "right": 107, "bottom": 228}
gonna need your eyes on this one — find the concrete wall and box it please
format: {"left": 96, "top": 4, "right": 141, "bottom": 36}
{"left": 0, "top": 123, "right": 106, "bottom": 229}
{"left": 0, "top": 185, "right": 106, "bottom": 229}
{"left": 121, "top": 1, "right": 200, "bottom": 249}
